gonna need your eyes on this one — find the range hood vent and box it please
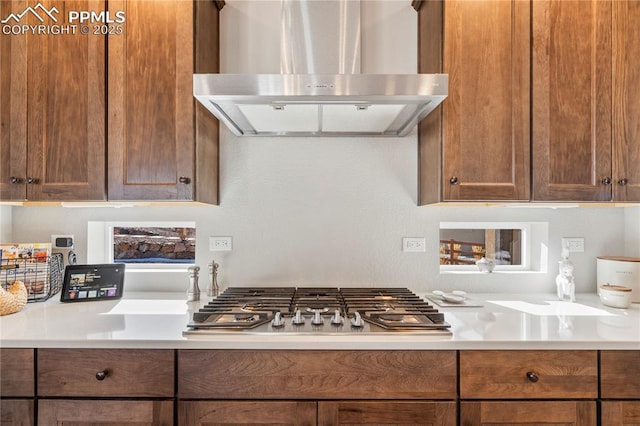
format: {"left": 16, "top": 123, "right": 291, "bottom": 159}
{"left": 194, "top": 0, "right": 447, "bottom": 137}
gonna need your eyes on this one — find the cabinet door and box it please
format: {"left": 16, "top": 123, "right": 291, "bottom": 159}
{"left": 442, "top": 0, "right": 530, "bottom": 201}
{"left": 318, "top": 401, "right": 456, "bottom": 426}
{"left": 612, "top": 1, "right": 640, "bottom": 201}
{"left": 178, "top": 401, "right": 316, "bottom": 426}
{"left": 0, "top": 400, "right": 34, "bottom": 426}
{"left": 0, "top": 0, "right": 28, "bottom": 201}
{"left": 602, "top": 401, "right": 640, "bottom": 426}
{"left": 26, "top": 0, "right": 106, "bottom": 201}
{"left": 532, "top": 0, "right": 612, "bottom": 201}
{"left": 601, "top": 350, "right": 640, "bottom": 398}
{"left": 0, "top": 348, "right": 34, "bottom": 397}
{"left": 460, "top": 401, "right": 596, "bottom": 425}
{"left": 38, "top": 399, "right": 173, "bottom": 425}
{"left": 108, "top": 0, "right": 195, "bottom": 201}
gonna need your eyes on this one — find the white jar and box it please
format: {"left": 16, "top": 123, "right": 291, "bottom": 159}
{"left": 598, "top": 284, "right": 633, "bottom": 309}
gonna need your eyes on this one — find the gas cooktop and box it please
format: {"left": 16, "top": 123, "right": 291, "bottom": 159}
{"left": 184, "top": 287, "right": 451, "bottom": 336}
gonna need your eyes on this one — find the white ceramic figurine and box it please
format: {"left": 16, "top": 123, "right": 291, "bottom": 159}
{"left": 556, "top": 246, "right": 575, "bottom": 302}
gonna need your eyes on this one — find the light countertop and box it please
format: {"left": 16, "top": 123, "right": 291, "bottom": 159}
{"left": 1, "top": 292, "right": 638, "bottom": 350}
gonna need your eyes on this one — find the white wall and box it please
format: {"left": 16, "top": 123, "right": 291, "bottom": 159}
{"left": 626, "top": 207, "right": 640, "bottom": 257}
{"left": 6, "top": 1, "right": 637, "bottom": 295}
{"left": 0, "top": 206, "right": 12, "bottom": 242}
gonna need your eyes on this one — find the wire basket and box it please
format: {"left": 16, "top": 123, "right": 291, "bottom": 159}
{"left": 0, "top": 253, "right": 64, "bottom": 302}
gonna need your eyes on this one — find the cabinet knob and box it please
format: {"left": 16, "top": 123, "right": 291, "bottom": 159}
{"left": 178, "top": 176, "right": 191, "bottom": 184}
{"left": 601, "top": 177, "right": 612, "bottom": 185}
{"left": 618, "top": 178, "right": 628, "bottom": 186}
{"left": 95, "top": 369, "right": 110, "bottom": 381}
{"left": 26, "top": 177, "right": 39, "bottom": 185}
{"left": 9, "top": 176, "right": 22, "bottom": 184}
{"left": 449, "top": 176, "right": 459, "bottom": 185}
{"left": 526, "top": 371, "right": 539, "bottom": 383}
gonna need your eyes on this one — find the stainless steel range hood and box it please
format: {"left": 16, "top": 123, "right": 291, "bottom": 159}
{"left": 194, "top": 0, "right": 447, "bottom": 137}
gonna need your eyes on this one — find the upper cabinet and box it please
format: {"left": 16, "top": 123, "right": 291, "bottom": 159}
{"left": 1, "top": 0, "right": 106, "bottom": 202}
{"left": 532, "top": 0, "right": 612, "bottom": 201}
{"left": 416, "top": 0, "right": 531, "bottom": 204}
{"left": 0, "top": 0, "right": 221, "bottom": 204}
{"left": 533, "top": 0, "right": 640, "bottom": 202}
{"left": 417, "top": 0, "right": 640, "bottom": 204}
{"left": 107, "top": 0, "right": 220, "bottom": 203}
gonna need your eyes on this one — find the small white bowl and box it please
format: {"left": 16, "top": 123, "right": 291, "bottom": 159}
{"left": 598, "top": 284, "right": 633, "bottom": 309}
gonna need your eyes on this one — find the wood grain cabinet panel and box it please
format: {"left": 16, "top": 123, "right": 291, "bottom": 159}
{"left": 416, "top": 0, "right": 530, "bottom": 203}
{"left": 38, "top": 349, "right": 174, "bottom": 397}
{"left": 38, "top": 399, "right": 173, "bottom": 425}
{"left": 179, "top": 350, "right": 457, "bottom": 400}
{"left": 0, "top": 0, "right": 27, "bottom": 201}
{"left": 460, "top": 350, "right": 598, "bottom": 399}
{"left": 601, "top": 350, "right": 640, "bottom": 398}
{"left": 179, "top": 401, "right": 316, "bottom": 426}
{"left": 612, "top": 1, "right": 640, "bottom": 201}
{"left": 108, "top": 0, "right": 220, "bottom": 203}
{"left": 1, "top": 0, "right": 106, "bottom": 201}
{"left": 0, "top": 400, "right": 34, "bottom": 426}
{"left": 318, "top": 401, "right": 457, "bottom": 426}
{"left": 460, "top": 401, "right": 597, "bottom": 425}
{"left": 0, "top": 348, "right": 34, "bottom": 397}
{"left": 532, "top": 0, "right": 612, "bottom": 201}
{"left": 602, "top": 401, "right": 640, "bottom": 426}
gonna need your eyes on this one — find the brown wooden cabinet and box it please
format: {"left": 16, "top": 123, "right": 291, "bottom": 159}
{"left": 179, "top": 401, "right": 316, "bottom": 426}
{"left": 600, "top": 351, "right": 640, "bottom": 425}
{"left": 533, "top": 0, "right": 640, "bottom": 202}
{"left": 0, "top": 0, "right": 106, "bottom": 202}
{"left": 460, "top": 401, "right": 597, "bottom": 425}
{"left": 601, "top": 401, "right": 640, "bottom": 426}
{"left": 415, "top": 0, "right": 530, "bottom": 204}
{"left": 107, "top": 0, "right": 220, "bottom": 203}
{"left": 318, "top": 401, "right": 457, "bottom": 425}
{"left": 460, "top": 351, "right": 598, "bottom": 425}
{"left": 39, "top": 399, "right": 173, "bottom": 425}
{"left": 0, "top": 349, "right": 34, "bottom": 425}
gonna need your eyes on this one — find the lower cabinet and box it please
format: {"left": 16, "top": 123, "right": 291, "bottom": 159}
{"left": 460, "top": 401, "right": 597, "bottom": 425}
{"left": 318, "top": 401, "right": 457, "bottom": 425}
{"left": 600, "top": 350, "right": 640, "bottom": 425}
{"left": 179, "top": 401, "right": 316, "bottom": 425}
{"left": 38, "top": 399, "right": 173, "bottom": 425}
{"left": 601, "top": 401, "right": 640, "bottom": 425}
{"left": 0, "top": 400, "right": 34, "bottom": 426}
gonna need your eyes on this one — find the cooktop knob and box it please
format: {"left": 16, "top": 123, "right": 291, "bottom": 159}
{"left": 331, "top": 310, "right": 343, "bottom": 325}
{"left": 311, "top": 309, "right": 324, "bottom": 326}
{"left": 271, "top": 311, "right": 285, "bottom": 328}
{"left": 292, "top": 309, "right": 305, "bottom": 326}
{"left": 351, "top": 312, "right": 364, "bottom": 328}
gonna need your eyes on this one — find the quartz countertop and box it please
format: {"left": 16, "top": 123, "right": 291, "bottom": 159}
{"left": 1, "top": 292, "right": 638, "bottom": 350}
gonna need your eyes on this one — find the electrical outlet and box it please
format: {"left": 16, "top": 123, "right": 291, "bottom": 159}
{"left": 562, "top": 237, "right": 585, "bottom": 253}
{"left": 402, "top": 237, "right": 426, "bottom": 253}
{"left": 209, "top": 236, "right": 233, "bottom": 251}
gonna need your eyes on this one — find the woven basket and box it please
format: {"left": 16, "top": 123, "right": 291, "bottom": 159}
{"left": 0, "top": 281, "right": 28, "bottom": 316}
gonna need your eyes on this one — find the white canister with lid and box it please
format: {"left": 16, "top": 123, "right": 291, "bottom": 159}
{"left": 598, "top": 284, "right": 633, "bottom": 309}
{"left": 597, "top": 256, "right": 640, "bottom": 303}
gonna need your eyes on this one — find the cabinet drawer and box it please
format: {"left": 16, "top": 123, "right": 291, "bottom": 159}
{"left": 179, "top": 350, "right": 457, "bottom": 399}
{"left": 0, "top": 349, "right": 34, "bottom": 397}
{"left": 460, "top": 350, "right": 597, "bottom": 398}
{"left": 38, "top": 349, "right": 174, "bottom": 397}
{"left": 601, "top": 350, "right": 640, "bottom": 398}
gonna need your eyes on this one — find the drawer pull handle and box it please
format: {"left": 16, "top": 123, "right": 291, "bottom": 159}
{"left": 526, "top": 371, "right": 538, "bottom": 383}
{"left": 95, "top": 369, "right": 110, "bottom": 381}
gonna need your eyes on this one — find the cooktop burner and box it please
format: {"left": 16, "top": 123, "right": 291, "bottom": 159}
{"left": 184, "top": 287, "right": 451, "bottom": 336}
